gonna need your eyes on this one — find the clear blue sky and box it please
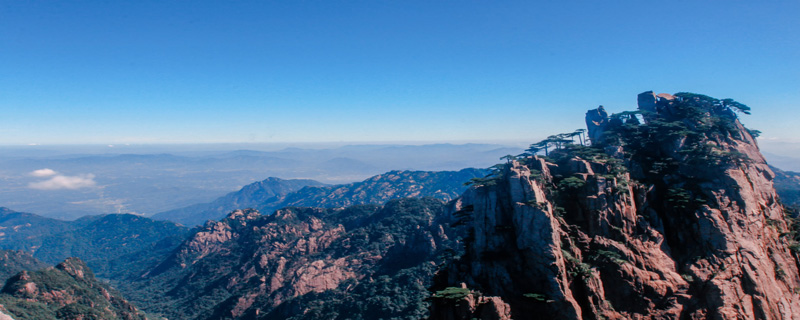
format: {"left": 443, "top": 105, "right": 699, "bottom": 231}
{"left": 1, "top": 1, "right": 798, "bottom": 145}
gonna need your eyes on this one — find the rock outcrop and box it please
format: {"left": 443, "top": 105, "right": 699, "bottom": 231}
{"left": 0, "top": 257, "right": 145, "bottom": 320}
{"left": 585, "top": 106, "right": 609, "bottom": 144}
{"left": 433, "top": 92, "right": 800, "bottom": 319}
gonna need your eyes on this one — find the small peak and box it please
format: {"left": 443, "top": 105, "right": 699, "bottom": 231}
{"left": 56, "top": 257, "right": 90, "bottom": 279}
{"left": 225, "top": 208, "right": 260, "bottom": 221}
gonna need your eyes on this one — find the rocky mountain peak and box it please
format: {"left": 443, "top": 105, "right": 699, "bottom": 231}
{"left": 225, "top": 208, "right": 261, "bottom": 222}
{"left": 54, "top": 257, "right": 91, "bottom": 280}
{"left": 433, "top": 91, "right": 799, "bottom": 319}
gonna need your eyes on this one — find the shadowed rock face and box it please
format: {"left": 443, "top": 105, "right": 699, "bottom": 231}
{"left": 585, "top": 106, "right": 609, "bottom": 144}
{"left": 433, "top": 92, "right": 800, "bottom": 319}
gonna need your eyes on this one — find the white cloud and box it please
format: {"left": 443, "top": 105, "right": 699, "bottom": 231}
{"left": 30, "top": 168, "right": 58, "bottom": 177}
{"left": 29, "top": 173, "right": 97, "bottom": 190}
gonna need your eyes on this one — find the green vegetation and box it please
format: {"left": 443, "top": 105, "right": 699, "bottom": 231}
{"left": 590, "top": 249, "right": 628, "bottom": 265}
{"left": 32, "top": 214, "right": 190, "bottom": 279}
{"left": 0, "top": 258, "right": 145, "bottom": 320}
{"left": 562, "top": 250, "right": 592, "bottom": 279}
{"left": 525, "top": 130, "right": 588, "bottom": 156}
{"left": 432, "top": 287, "right": 471, "bottom": 300}
{"left": 787, "top": 209, "right": 800, "bottom": 255}
{"left": 558, "top": 176, "right": 586, "bottom": 191}
{"left": 603, "top": 93, "right": 754, "bottom": 168}
{"left": 0, "top": 209, "right": 190, "bottom": 283}
{"left": 666, "top": 188, "right": 693, "bottom": 210}
{"left": 464, "top": 165, "right": 505, "bottom": 188}
{"left": 267, "top": 264, "right": 439, "bottom": 320}
{"left": 775, "top": 265, "right": 787, "bottom": 279}
{"left": 0, "top": 250, "right": 49, "bottom": 282}
{"left": 0, "top": 208, "right": 72, "bottom": 253}
{"left": 522, "top": 293, "right": 551, "bottom": 302}
{"left": 591, "top": 94, "right": 758, "bottom": 219}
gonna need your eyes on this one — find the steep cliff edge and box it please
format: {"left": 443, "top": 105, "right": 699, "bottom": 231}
{"left": 432, "top": 92, "right": 800, "bottom": 319}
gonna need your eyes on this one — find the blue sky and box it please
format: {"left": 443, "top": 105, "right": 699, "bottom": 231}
{"left": 1, "top": 1, "right": 798, "bottom": 145}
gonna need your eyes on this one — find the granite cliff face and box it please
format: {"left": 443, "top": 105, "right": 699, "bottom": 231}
{"left": 432, "top": 92, "right": 800, "bottom": 319}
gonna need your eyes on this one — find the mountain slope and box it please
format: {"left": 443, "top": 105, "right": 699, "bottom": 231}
{"left": 276, "top": 169, "right": 486, "bottom": 209}
{"left": 0, "top": 258, "right": 145, "bottom": 320}
{"left": 771, "top": 165, "right": 800, "bottom": 207}
{"left": 0, "top": 208, "right": 72, "bottom": 253}
{"left": 0, "top": 250, "right": 48, "bottom": 283}
{"left": 32, "top": 214, "right": 190, "bottom": 279}
{"left": 153, "top": 177, "right": 327, "bottom": 226}
{"left": 154, "top": 169, "right": 485, "bottom": 227}
{"left": 123, "top": 198, "right": 460, "bottom": 319}
{"left": 431, "top": 92, "right": 800, "bottom": 319}
{"left": 0, "top": 209, "right": 190, "bottom": 281}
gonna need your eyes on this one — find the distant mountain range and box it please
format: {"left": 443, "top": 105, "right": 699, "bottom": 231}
{"left": 154, "top": 168, "right": 487, "bottom": 226}
{"left": 152, "top": 177, "right": 326, "bottom": 227}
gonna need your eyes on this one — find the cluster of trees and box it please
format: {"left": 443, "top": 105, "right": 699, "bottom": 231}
{"left": 674, "top": 92, "right": 751, "bottom": 115}
{"left": 524, "top": 129, "right": 587, "bottom": 157}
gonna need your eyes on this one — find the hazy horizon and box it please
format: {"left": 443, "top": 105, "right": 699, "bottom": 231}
{"left": 0, "top": 142, "right": 523, "bottom": 219}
